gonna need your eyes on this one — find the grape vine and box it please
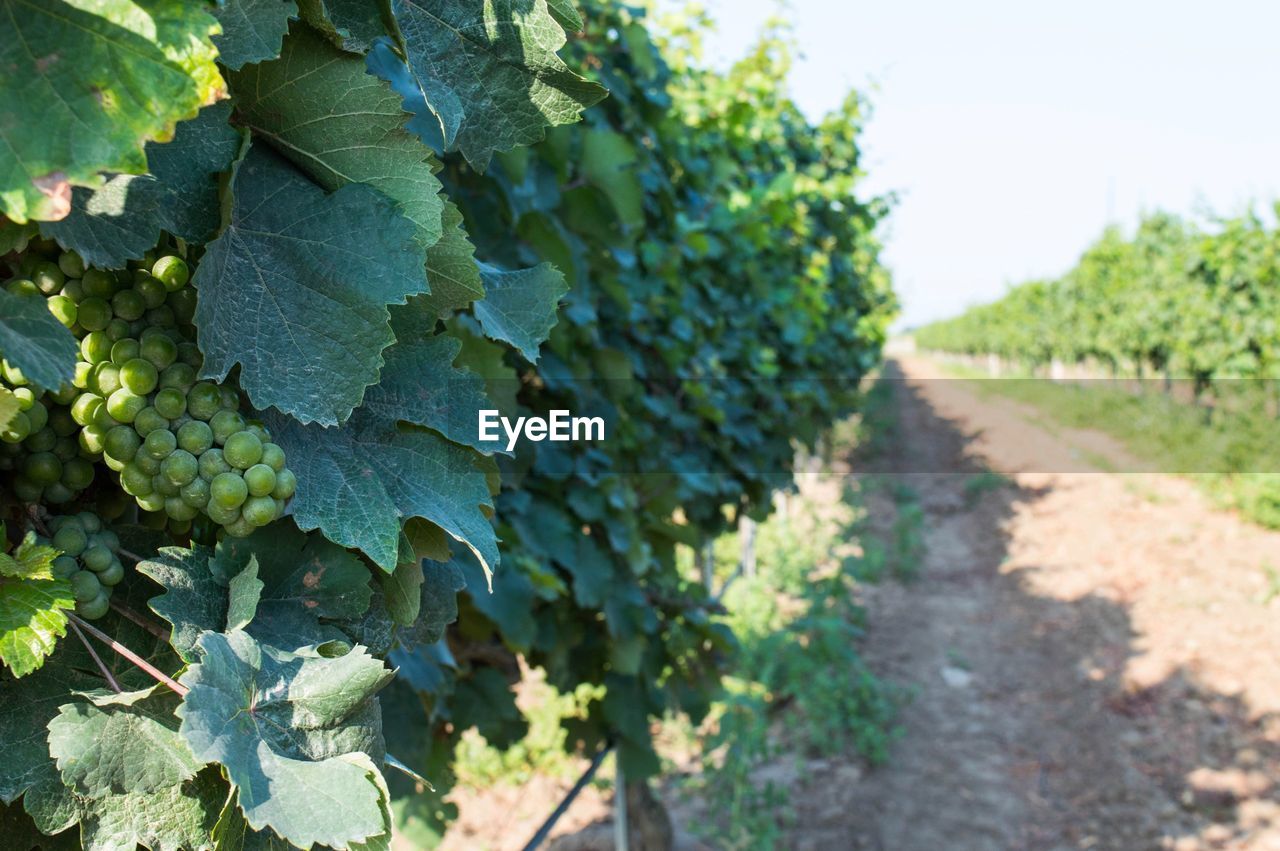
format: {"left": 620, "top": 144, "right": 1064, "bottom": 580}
{"left": 0, "top": 2, "right": 894, "bottom": 849}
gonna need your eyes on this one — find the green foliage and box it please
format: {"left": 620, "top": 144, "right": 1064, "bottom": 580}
{"left": 0, "top": 533, "right": 73, "bottom": 677}
{"left": 0, "top": 1, "right": 894, "bottom": 847}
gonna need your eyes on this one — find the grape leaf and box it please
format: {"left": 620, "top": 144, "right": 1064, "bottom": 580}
{"left": 46, "top": 687, "right": 202, "bottom": 797}
{"left": 40, "top": 102, "right": 242, "bottom": 269}
{"left": 581, "top": 129, "right": 644, "bottom": 230}
{"left": 232, "top": 24, "right": 444, "bottom": 251}
{"left": 177, "top": 630, "right": 394, "bottom": 849}
{"left": 136, "top": 546, "right": 224, "bottom": 664}
{"left": 214, "top": 0, "right": 300, "bottom": 69}
{"left": 390, "top": 0, "right": 606, "bottom": 170}
{"left": 417, "top": 200, "right": 485, "bottom": 319}
{"left": 395, "top": 559, "right": 464, "bottom": 647}
{"left": 380, "top": 561, "right": 423, "bottom": 627}
{"left": 193, "top": 142, "right": 429, "bottom": 425}
{"left": 0, "top": 0, "right": 225, "bottom": 223}
{"left": 0, "top": 535, "right": 74, "bottom": 677}
{"left": 0, "top": 290, "right": 78, "bottom": 392}
{"left": 474, "top": 262, "right": 569, "bottom": 362}
{"left": 225, "top": 556, "right": 263, "bottom": 632}
{"left": 0, "top": 657, "right": 95, "bottom": 804}
{"left": 297, "top": 0, "right": 392, "bottom": 53}
{"left": 80, "top": 765, "right": 227, "bottom": 851}
{"left": 546, "top": 0, "right": 583, "bottom": 33}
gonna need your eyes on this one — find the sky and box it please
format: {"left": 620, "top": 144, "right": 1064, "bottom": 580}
{"left": 657, "top": 0, "right": 1280, "bottom": 329}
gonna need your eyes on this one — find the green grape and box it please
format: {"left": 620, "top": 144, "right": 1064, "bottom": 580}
{"left": 133, "top": 453, "right": 161, "bottom": 476}
{"left": 135, "top": 491, "right": 166, "bottom": 513}
{"left": 30, "top": 261, "right": 64, "bottom": 295}
{"left": 133, "top": 407, "right": 169, "bottom": 436}
{"left": 81, "top": 268, "right": 116, "bottom": 298}
{"left": 153, "top": 475, "right": 180, "bottom": 497}
{"left": 61, "top": 457, "right": 94, "bottom": 490}
{"left": 151, "top": 387, "right": 185, "bottom": 420}
{"left": 12, "top": 476, "right": 41, "bottom": 501}
{"left": 120, "top": 358, "right": 158, "bottom": 396}
{"left": 24, "top": 452, "right": 61, "bottom": 485}
{"left": 162, "top": 449, "right": 198, "bottom": 486}
{"left": 168, "top": 287, "right": 197, "bottom": 324}
{"left": 241, "top": 495, "right": 278, "bottom": 527}
{"left": 77, "top": 297, "right": 112, "bottom": 332}
{"left": 12, "top": 387, "right": 35, "bottom": 410}
{"left": 105, "top": 318, "right": 130, "bottom": 342}
{"left": 6, "top": 279, "right": 38, "bottom": 296}
{"left": 48, "top": 407, "right": 76, "bottom": 436}
{"left": 210, "top": 472, "right": 248, "bottom": 509}
{"left": 97, "top": 560, "right": 125, "bottom": 587}
{"left": 244, "top": 463, "right": 276, "bottom": 497}
{"left": 181, "top": 477, "right": 210, "bottom": 508}
{"left": 61, "top": 278, "right": 84, "bottom": 302}
{"left": 25, "top": 401, "right": 48, "bottom": 433}
{"left": 164, "top": 497, "right": 199, "bottom": 522}
{"left": 70, "top": 393, "right": 102, "bottom": 427}
{"left": 91, "top": 362, "right": 122, "bottom": 396}
{"left": 206, "top": 501, "right": 240, "bottom": 526}
{"left": 77, "top": 512, "right": 102, "bottom": 534}
{"left": 152, "top": 255, "right": 190, "bottom": 290}
{"left": 51, "top": 556, "right": 78, "bottom": 579}
{"left": 178, "top": 342, "right": 202, "bottom": 368}
{"left": 135, "top": 275, "right": 167, "bottom": 309}
{"left": 69, "top": 571, "right": 101, "bottom": 603}
{"left": 159, "top": 362, "right": 196, "bottom": 391}
{"left": 24, "top": 426, "right": 56, "bottom": 452}
{"left": 79, "top": 424, "right": 109, "bottom": 455}
{"left": 71, "top": 362, "right": 91, "bottom": 390}
{"left": 145, "top": 306, "right": 175, "bottom": 328}
{"left": 110, "top": 339, "right": 140, "bottom": 365}
{"left": 54, "top": 435, "right": 79, "bottom": 461}
{"left": 120, "top": 464, "right": 154, "bottom": 496}
{"left": 48, "top": 294, "right": 77, "bottom": 327}
{"left": 103, "top": 453, "right": 127, "bottom": 473}
{"left": 177, "top": 420, "right": 213, "bottom": 455}
{"left": 2, "top": 360, "right": 28, "bottom": 385}
{"left": 111, "top": 289, "right": 145, "bottom": 322}
{"left": 82, "top": 545, "right": 112, "bottom": 572}
{"left": 80, "top": 331, "right": 112, "bottom": 364}
{"left": 78, "top": 593, "right": 111, "bottom": 620}
{"left": 209, "top": 410, "right": 246, "bottom": 445}
{"left": 199, "top": 447, "right": 231, "bottom": 480}
{"left": 44, "top": 482, "right": 74, "bottom": 505}
{"left": 52, "top": 524, "right": 87, "bottom": 557}
{"left": 143, "top": 428, "right": 177, "bottom": 460}
{"left": 140, "top": 333, "right": 177, "bottom": 369}
{"left": 224, "top": 516, "right": 256, "bottom": 539}
{"left": 96, "top": 529, "right": 117, "bottom": 549}
{"left": 223, "top": 431, "right": 262, "bottom": 469}
{"left": 106, "top": 388, "right": 146, "bottom": 424}
{"left": 246, "top": 424, "right": 270, "bottom": 443}
{"left": 58, "top": 251, "right": 85, "bottom": 278}
{"left": 187, "top": 382, "right": 221, "bottom": 420}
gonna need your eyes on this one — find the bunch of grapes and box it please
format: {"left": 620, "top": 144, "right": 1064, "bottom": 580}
{"left": 43, "top": 512, "right": 125, "bottom": 620}
{"left": 2, "top": 239, "right": 295, "bottom": 538}
{"left": 0, "top": 366, "right": 96, "bottom": 504}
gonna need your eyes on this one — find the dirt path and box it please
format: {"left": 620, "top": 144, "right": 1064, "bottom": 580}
{"left": 825, "top": 356, "right": 1280, "bottom": 851}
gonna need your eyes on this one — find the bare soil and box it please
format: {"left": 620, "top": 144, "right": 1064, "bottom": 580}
{"left": 437, "top": 354, "right": 1280, "bottom": 850}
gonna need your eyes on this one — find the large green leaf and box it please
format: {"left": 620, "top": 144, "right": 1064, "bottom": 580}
{"left": 390, "top": 0, "right": 606, "bottom": 169}
{"left": 80, "top": 765, "right": 227, "bottom": 851}
{"left": 138, "top": 524, "right": 371, "bottom": 661}
{"left": 177, "top": 630, "right": 394, "bottom": 849}
{"left": 0, "top": 656, "right": 94, "bottom": 804}
{"left": 0, "top": 535, "right": 73, "bottom": 677}
{"left": 0, "top": 0, "right": 224, "bottom": 222}
{"left": 297, "top": 0, "right": 392, "bottom": 53}
{"left": 192, "top": 142, "right": 429, "bottom": 426}
{"left": 40, "top": 102, "right": 242, "bottom": 269}
{"left": 0, "top": 290, "right": 78, "bottom": 392}
{"left": 418, "top": 200, "right": 485, "bottom": 319}
{"left": 232, "top": 24, "right": 444, "bottom": 251}
{"left": 474, "top": 262, "right": 568, "bottom": 362}
{"left": 214, "top": 0, "right": 300, "bottom": 69}
{"left": 581, "top": 129, "right": 644, "bottom": 230}
{"left": 47, "top": 688, "right": 202, "bottom": 797}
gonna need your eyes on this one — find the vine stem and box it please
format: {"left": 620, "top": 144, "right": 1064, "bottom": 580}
{"left": 67, "top": 617, "right": 122, "bottom": 694}
{"left": 109, "top": 599, "right": 170, "bottom": 641}
{"left": 116, "top": 548, "right": 146, "bottom": 564}
{"left": 67, "top": 612, "right": 189, "bottom": 698}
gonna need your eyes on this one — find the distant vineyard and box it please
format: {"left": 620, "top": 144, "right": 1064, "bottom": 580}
{"left": 916, "top": 210, "right": 1280, "bottom": 388}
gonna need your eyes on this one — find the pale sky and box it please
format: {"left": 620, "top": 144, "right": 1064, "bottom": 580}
{"left": 657, "top": 0, "right": 1280, "bottom": 328}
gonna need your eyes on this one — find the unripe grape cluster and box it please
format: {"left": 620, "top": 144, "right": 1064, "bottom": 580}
{"left": 2, "top": 239, "right": 295, "bottom": 538}
{"left": 0, "top": 375, "right": 96, "bottom": 504}
{"left": 43, "top": 512, "right": 125, "bottom": 620}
